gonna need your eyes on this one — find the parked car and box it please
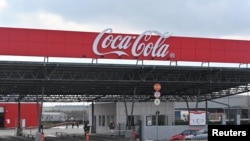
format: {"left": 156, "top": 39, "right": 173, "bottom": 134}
{"left": 184, "top": 129, "right": 208, "bottom": 140}
{"left": 170, "top": 128, "right": 200, "bottom": 141}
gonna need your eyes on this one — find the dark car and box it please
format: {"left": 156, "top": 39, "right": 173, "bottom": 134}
{"left": 170, "top": 128, "right": 200, "bottom": 141}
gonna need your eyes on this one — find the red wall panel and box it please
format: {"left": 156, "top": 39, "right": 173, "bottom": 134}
{"left": 196, "top": 38, "right": 210, "bottom": 50}
{"left": 0, "top": 28, "right": 9, "bottom": 40}
{"left": 27, "top": 42, "right": 47, "bottom": 56}
{"left": 0, "top": 103, "right": 40, "bottom": 128}
{"left": 47, "top": 43, "right": 65, "bottom": 57}
{"left": 27, "top": 29, "right": 46, "bottom": 42}
{"left": 224, "top": 40, "right": 238, "bottom": 51}
{"left": 9, "top": 41, "right": 27, "bottom": 56}
{"left": 1, "top": 27, "right": 250, "bottom": 63}
{"left": 225, "top": 51, "right": 239, "bottom": 62}
{"left": 64, "top": 43, "right": 83, "bottom": 57}
{"left": 9, "top": 28, "right": 27, "bottom": 41}
{"left": 0, "top": 41, "right": 9, "bottom": 54}
{"left": 64, "top": 31, "right": 84, "bottom": 44}
{"left": 196, "top": 50, "right": 210, "bottom": 61}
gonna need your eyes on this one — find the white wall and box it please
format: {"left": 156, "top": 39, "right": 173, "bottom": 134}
{"left": 89, "top": 101, "right": 175, "bottom": 134}
{"left": 116, "top": 101, "right": 175, "bottom": 125}
{"left": 89, "top": 103, "right": 116, "bottom": 134}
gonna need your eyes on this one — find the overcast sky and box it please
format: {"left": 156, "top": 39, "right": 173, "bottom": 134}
{"left": 1, "top": 0, "right": 250, "bottom": 40}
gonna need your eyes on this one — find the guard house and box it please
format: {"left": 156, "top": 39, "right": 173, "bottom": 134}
{"left": 89, "top": 102, "right": 175, "bottom": 134}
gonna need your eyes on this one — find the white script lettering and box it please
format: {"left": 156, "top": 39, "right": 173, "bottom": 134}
{"left": 93, "top": 28, "right": 171, "bottom": 58}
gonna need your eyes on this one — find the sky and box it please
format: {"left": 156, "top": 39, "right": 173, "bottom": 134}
{"left": 1, "top": 0, "right": 250, "bottom": 106}
{"left": 1, "top": 0, "right": 250, "bottom": 40}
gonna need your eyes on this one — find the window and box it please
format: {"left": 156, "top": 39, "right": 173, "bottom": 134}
{"left": 94, "top": 116, "right": 96, "bottom": 127}
{"left": 146, "top": 115, "right": 165, "bottom": 126}
{"left": 146, "top": 116, "right": 152, "bottom": 126}
{"left": 102, "top": 115, "right": 105, "bottom": 126}
{"left": 241, "top": 109, "right": 249, "bottom": 119}
{"left": 110, "top": 115, "right": 114, "bottom": 123}
{"left": 99, "top": 115, "right": 101, "bottom": 126}
{"left": 134, "top": 115, "right": 141, "bottom": 125}
{"left": 127, "top": 116, "right": 135, "bottom": 126}
{"left": 126, "top": 115, "right": 141, "bottom": 126}
{"left": 107, "top": 115, "right": 110, "bottom": 126}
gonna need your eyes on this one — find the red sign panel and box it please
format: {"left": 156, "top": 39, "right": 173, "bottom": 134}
{"left": 1, "top": 27, "right": 250, "bottom": 63}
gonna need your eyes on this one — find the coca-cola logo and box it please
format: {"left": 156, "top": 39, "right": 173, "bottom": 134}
{"left": 93, "top": 28, "right": 172, "bottom": 58}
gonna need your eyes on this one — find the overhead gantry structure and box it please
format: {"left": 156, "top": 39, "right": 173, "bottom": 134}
{"left": 1, "top": 60, "right": 250, "bottom": 103}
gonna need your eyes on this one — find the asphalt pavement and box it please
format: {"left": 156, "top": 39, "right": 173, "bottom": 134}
{"left": 1, "top": 125, "right": 171, "bottom": 141}
{"left": 0, "top": 125, "right": 132, "bottom": 141}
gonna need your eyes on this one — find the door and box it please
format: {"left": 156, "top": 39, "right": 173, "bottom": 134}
{"left": 0, "top": 113, "right": 4, "bottom": 128}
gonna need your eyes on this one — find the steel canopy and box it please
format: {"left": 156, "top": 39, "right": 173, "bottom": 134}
{"left": 0, "top": 60, "right": 250, "bottom": 103}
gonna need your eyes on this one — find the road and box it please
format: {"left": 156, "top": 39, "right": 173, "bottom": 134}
{"left": 0, "top": 125, "right": 131, "bottom": 141}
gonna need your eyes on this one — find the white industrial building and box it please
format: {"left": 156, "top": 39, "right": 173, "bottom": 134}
{"left": 89, "top": 101, "right": 175, "bottom": 134}
{"left": 175, "top": 94, "right": 250, "bottom": 121}
{"left": 88, "top": 94, "right": 250, "bottom": 140}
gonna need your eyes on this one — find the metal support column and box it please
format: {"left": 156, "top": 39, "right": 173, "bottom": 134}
{"left": 35, "top": 87, "right": 44, "bottom": 141}
{"left": 91, "top": 101, "right": 95, "bottom": 133}
{"left": 205, "top": 100, "right": 208, "bottom": 125}
{"left": 129, "top": 87, "right": 136, "bottom": 129}
{"left": 38, "top": 87, "right": 44, "bottom": 132}
{"left": 15, "top": 98, "right": 22, "bottom": 136}
{"left": 195, "top": 89, "right": 201, "bottom": 110}
{"left": 185, "top": 96, "right": 190, "bottom": 113}
{"left": 248, "top": 92, "right": 250, "bottom": 123}
{"left": 124, "top": 100, "right": 129, "bottom": 129}
{"left": 18, "top": 99, "right": 20, "bottom": 129}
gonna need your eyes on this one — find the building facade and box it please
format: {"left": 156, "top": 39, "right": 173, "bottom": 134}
{"left": 175, "top": 94, "right": 250, "bottom": 123}
{"left": 0, "top": 102, "right": 40, "bottom": 128}
{"left": 89, "top": 101, "right": 175, "bottom": 134}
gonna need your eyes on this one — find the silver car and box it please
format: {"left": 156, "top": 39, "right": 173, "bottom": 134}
{"left": 184, "top": 129, "right": 208, "bottom": 140}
